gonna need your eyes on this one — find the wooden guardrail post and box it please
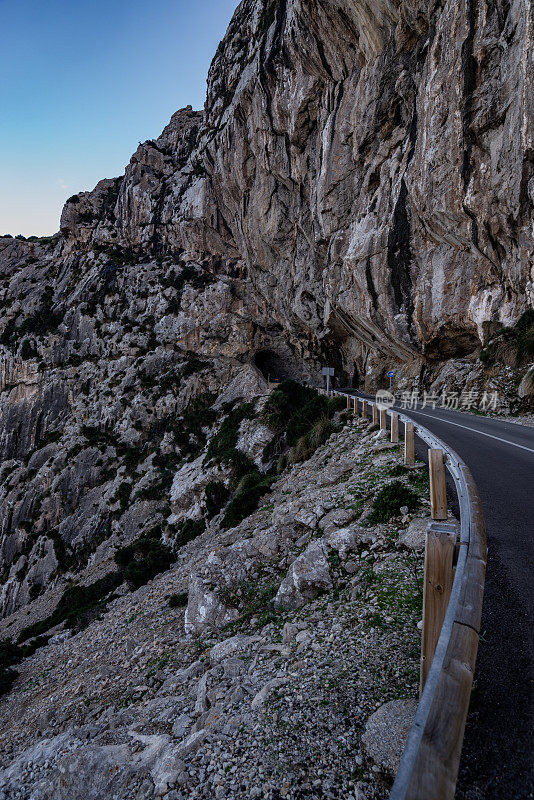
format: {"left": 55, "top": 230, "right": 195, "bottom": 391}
{"left": 404, "top": 422, "right": 415, "bottom": 466}
{"left": 362, "top": 399, "right": 368, "bottom": 419}
{"left": 429, "top": 448, "right": 448, "bottom": 521}
{"left": 420, "top": 525, "right": 456, "bottom": 693}
{"left": 380, "top": 407, "right": 387, "bottom": 430}
{"left": 391, "top": 412, "right": 399, "bottom": 443}
{"left": 372, "top": 404, "right": 379, "bottom": 424}
{"left": 353, "top": 397, "right": 357, "bottom": 415}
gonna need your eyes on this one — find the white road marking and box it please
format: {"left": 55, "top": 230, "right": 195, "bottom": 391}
{"left": 395, "top": 407, "right": 534, "bottom": 455}
{"left": 348, "top": 393, "right": 534, "bottom": 455}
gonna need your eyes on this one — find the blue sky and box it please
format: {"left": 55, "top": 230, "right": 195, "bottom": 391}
{"left": 0, "top": 0, "right": 238, "bottom": 237}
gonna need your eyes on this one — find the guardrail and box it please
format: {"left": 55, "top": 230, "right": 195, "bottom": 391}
{"left": 329, "top": 389, "right": 487, "bottom": 800}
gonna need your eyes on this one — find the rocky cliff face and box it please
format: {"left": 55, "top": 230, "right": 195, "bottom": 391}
{"left": 54, "top": 0, "right": 534, "bottom": 377}
{"left": 0, "top": 0, "right": 532, "bottom": 618}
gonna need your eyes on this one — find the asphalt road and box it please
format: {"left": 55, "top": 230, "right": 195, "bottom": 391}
{"left": 343, "top": 390, "right": 534, "bottom": 799}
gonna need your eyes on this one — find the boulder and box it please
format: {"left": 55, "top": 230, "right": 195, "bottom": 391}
{"left": 362, "top": 698, "right": 418, "bottom": 776}
{"left": 397, "top": 517, "right": 429, "bottom": 551}
{"left": 518, "top": 366, "right": 534, "bottom": 399}
{"left": 209, "top": 634, "right": 260, "bottom": 665}
{"left": 236, "top": 418, "right": 273, "bottom": 467}
{"left": 184, "top": 575, "right": 239, "bottom": 635}
{"left": 273, "top": 540, "right": 332, "bottom": 610}
{"left": 326, "top": 525, "right": 376, "bottom": 559}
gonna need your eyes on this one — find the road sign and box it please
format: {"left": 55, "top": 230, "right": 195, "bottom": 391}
{"left": 321, "top": 366, "right": 334, "bottom": 394}
{"left": 387, "top": 371, "right": 395, "bottom": 377}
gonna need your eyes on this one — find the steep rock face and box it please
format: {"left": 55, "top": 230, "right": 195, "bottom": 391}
{"left": 45, "top": 0, "right": 533, "bottom": 383}
{"left": 199, "top": 0, "right": 533, "bottom": 374}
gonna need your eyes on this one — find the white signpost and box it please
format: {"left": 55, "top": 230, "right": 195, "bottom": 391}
{"left": 387, "top": 370, "right": 395, "bottom": 391}
{"left": 322, "top": 366, "right": 335, "bottom": 394}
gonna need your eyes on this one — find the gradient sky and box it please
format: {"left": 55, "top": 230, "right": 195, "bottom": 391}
{"left": 0, "top": 0, "right": 239, "bottom": 237}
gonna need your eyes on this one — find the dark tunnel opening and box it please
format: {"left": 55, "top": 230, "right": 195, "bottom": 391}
{"left": 253, "top": 350, "right": 295, "bottom": 383}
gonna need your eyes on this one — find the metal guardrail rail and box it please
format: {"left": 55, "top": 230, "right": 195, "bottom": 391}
{"left": 332, "top": 390, "right": 487, "bottom": 800}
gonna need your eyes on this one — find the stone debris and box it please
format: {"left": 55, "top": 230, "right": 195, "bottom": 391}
{"left": 0, "top": 417, "right": 428, "bottom": 799}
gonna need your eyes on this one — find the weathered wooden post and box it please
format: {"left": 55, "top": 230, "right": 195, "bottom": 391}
{"left": 362, "top": 399, "right": 368, "bottom": 419}
{"left": 420, "top": 524, "right": 455, "bottom": 693}
{"left": 390, "top": 412, "right": 399, "bottom": 443}
{"left": 346, "top": 394, "right": 351, "bottom": 410}
{"left": 379, "top": 408, "right": 387, "bottom": 430}
{"left": 353, "top": 397, "right": 358, "bottom": 415}
{"left": 404, "top": 422, "right": 415, "bottom": 466}
{"left": 372, "top": 404, "right": 378, "bottom": 424}
{"left": 429, "top": 448, "right": 448, "bottom": 520}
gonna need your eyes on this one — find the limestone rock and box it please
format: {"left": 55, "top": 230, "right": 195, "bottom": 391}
{"left": 362, "top": 698, "right": 418, "bottom": 776}
{"left": 209, "top": 634, "right": 260, "bottom": 665}
{"left": 273, "top": 540, "right": 332, "bottom": 610}
{"left": 326, "top": 525, "right": 376, "bottom": 559}
{"left": 518, "top": 366, "right": 534, "bottom": 400}
{"left": 397, "top": 516, "right": 429, "bottom": 551}
{"left": 184, "top": 574, "right": 239, "bottom": 635}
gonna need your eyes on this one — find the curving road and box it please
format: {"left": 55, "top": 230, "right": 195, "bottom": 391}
{"left": 343, "top": 390, "right": 534, "bottom": 799}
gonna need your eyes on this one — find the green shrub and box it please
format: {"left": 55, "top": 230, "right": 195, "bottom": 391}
{"left": 389, "top": 464, "right": 410, "bottom": 477}
{"left": 182, "top": 358, "right": 205, "bottom": 378}
{"left": 206, "top": 401, "right": 255, "bottom": 464}
{"left": 17, "top": 572, "right": 122, "bottom": 643}
{"left": 222, "top": 471, "right": 275, "bottom": 529}
{"left": 115, "top": 481, "right": 132, "bottom": 512}
{"left": 47, "top": 528, "right": 74, "bottom": 572}
{"left": 0, "top": 641, "right": 23, "bottom": 697}
{"left": 262, "top": 380, "right": 317, "bottom": 433}
{"left": 0, "top": 286, "right": 62, "bottom": 348}
{"left": 171, "top": 393, "right": 217, "bottom": 459}
{"left": 161, "top": 265, "right": 216, "bottom": 297}
{"left": 175, "top": 518, "right": 206, "bottom": 548}
{"left": 516, "top": 310, "right": 534, "bottom": 362}
{"left": 20, "top": 338, "right": 37, "bottom": 360}
{"left": 114, "top": 537, "right": 174, "bottom": 589}
{"left": 204, "top": 481, "right": 229, "bottom": 519}
{"left": 168, "top": 592, "right": 188, "bottom": 608}
{"left": 20, "top": 634, "right": 52, "bottom": 658}
{"left": 219, "top": 580, "right": 279, "bottom": 630}
{"left": 367, "top": 480, "right": 420, "bottom": 524}
{"left": 289, "top": 415, "right": 336, "bottom": 463}
{"left": 262, "top": 381, "right": 344, "bottom": 463}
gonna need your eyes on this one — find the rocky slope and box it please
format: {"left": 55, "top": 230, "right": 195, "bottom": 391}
{"left": 0, "top": 415, "right": 431, "bottom": 800}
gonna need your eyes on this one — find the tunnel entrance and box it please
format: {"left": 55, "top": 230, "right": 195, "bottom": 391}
{"left": 254, "top": 350, "right": 293, "bottom": 383}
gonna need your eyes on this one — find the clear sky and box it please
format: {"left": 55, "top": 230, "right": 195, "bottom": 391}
{"left": 0, "top": 0, "right": 239, "bottom": 237}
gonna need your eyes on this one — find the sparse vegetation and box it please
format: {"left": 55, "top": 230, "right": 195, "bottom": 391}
{"left": 204, "top": 480, "right": 229, "bottom": 519}
{"left": 206, "top": 401, "right": 255, "bottom": 464}
{"left": 0, "top": 286, "right": 62, "bottom": 348}
{"left": 222, "top": 470, "right": 276, "bottom": 529}
{"left": 0, "top": 641, "right": 24, "bottom": 697}
{"left": 219, "top": 579, "right": 279, "bottom": 630}
{"left": 367, "top": 480, "right": 420, "bottom": 524}
{"left": 168, "top": 592, "right": 188, "bottom": 608}
{"left": 17, "top": 572, "right": 123, "bottom": 644}
{"left": 115, "top": 534, "right": 174, "bottom": 590}
{"left": 479, "top": 310, "right": 534, "bottom": 367}
{"left": 262, "top": 380, "right": 345, "bottom": 463}
{"left": 175, "top": 518, "right": 206, "bottom": 548}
